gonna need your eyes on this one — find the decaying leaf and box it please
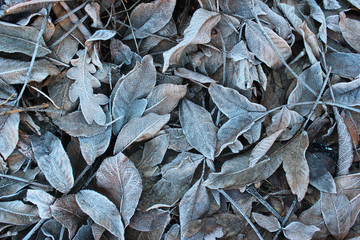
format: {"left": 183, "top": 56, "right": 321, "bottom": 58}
{"left": 30, "top": 131, "right": 74, "bottom": 193}
{"left": 324, "top": 77, "right": 360, "bottom": 107}
{"left": 179, "top": 99, "right": 217, "bottom": 160}
{"left": 75, "top": 190, "right": 125, "bottom": 238}
{"left": 67, "top": 49, "right": 108, "bottom": 125}
{"left": 96, "top": 152, "right": 142, "bottom": 227}
{"left": 339, "top": 12, "right": 360, "bottom": 52}
{"left": 26, "top": 189, "right": 55, "bottom": 219}
{"left": 113, "top": 113, "right": 170, "bottom": 154}
{"left": 0, "top": 168, "right": 39, "bottom": 198}
{"left": 129, "top": 209, "right": 170, "bottom": 232}
{"left": 162, "top": 8, "right": 221, "bottom": 72}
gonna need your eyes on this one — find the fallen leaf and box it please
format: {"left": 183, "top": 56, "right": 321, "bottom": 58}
{"left": 111, "top": 55, "right": 156, "bottom": 134}
{"left": 75, "top": 190, "right": 125, "bottom": 239}
{"left": 339, "top": 12, "right": 360, "bottom": 52}
{"left": 145, "top": 83, "right": 187, "bottom": 115}
{"left": 0, "top": 57, "right": 59, "bottom": 85}
{"left": 85, "top": 2, "right": 103, "bottom": 28}
{"left": 280, "top": 131, "right": 310, "bottom": 201}
{"left": 165, "top": 128, "right": 193, "bottom": 152}
{"left": 26, "top": 189, "right": 55, "bottom": 219}
{"left": 129, "top": 209, "right": 170, "bottom": 231}
{"left": 50, "top": 194, "right": 87, "bottom": 239}
{"left": 0, "top": 113, "right": 19, "bottom": 161}
{"left": 85, "top": 29, "right": 116, "bottom": 46}
{"left": 174, "top": 68, "right": 217, "bottom": 87}
{"left": 0, "top": 168, "right": 39, "bottom": 198}
{"left": 0, "top": 21, "right": 51, "bottom": 57}
{"left": 252, "top": 212, "right": 281, "bottom": 232}
{"left": 283, "top": 221, "right": 320, "bottom": 240}
{"left": 179, "top": 99, "right": 217, "bottom": 160}
{"left": 113, "top": 113, "right": 170, "bottom": 154}
{"left": 324, "top": 77, "right": 360, "bottom": 107}
{"left": 0, "top": 200, "right": 39, "bottom": 225}
{"left": 96, "top": 152, "right": 142, "bottom": 227}
{"left": 123, "top": 0, "right": 176, "bottom": 40}
{"left": 321, "top": 188, "right": 352, "bottom": 239}
{"left": 67, "top": 49, "right": 108, "bottom": 125}
{"left": 162, "top": 8, "right": 221, "bottom": 72}
{"left": 245, "top": 20, "right": 292, "bottom": 68}
{"left": 30, "top": 131, "right": 74, "bottom": 193}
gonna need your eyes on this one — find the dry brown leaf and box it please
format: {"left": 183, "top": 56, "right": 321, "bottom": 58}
{"left": 0, "top": 113, "right": 19, "bottom": 161}
{"left": 0, "top": 200, "right": 40, "bottom": 225}
{"left": 85, "top": 2, "right": 103, "bottom": 28}
{"left": 283, "top": 222, "right": 320, "bottom": 240}
{"left": 252, "top": 212, "right": 281, "bottom": 232}
{"left": 280, "top": 131, "right": 310, "bottom": 201}
{"left": 339, "top": 12, "right": 360, "bottom": 52}
{"left": 129, "top": 209, "right": 170, "bottom": 232}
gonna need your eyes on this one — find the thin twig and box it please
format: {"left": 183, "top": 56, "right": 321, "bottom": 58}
{"left": 49, "top": 14, "right": 89, "bottom": 48}
{"left": 273, "top": 198, "right": 297, "bottom": 240}
{"left": 53, "top": 0, "right": 90, "bottom": 24}
{"left": 29, "top": 86, "right": 60, "bottom": 109}
{"left": 248, "top": 3, "right": 318, "bottom": 97}
{"left": 219, "top": 31, "right": 227, "bottom": 85}
{"left": 0, "top": 173, "right": 53, "bottom": 190}
{"left": 246, "top": 185, "right": 283, "bottom": 221}
{"left": 22, "top": 219, "right": 46, "bottom": 240}
{"left": 15, "top": 3, "right": 52, "bottom": 105}
{"left": 0, "top": 104, "right": 65, "bottom": 115}
{"left": 120, "top": 0, "right": 140, "bottom": 53}
{"left": 218, "top": 189, "right": 264, "bottom": 240}
{"left": 301, "top": 67, "right": 332, "bottom": 130}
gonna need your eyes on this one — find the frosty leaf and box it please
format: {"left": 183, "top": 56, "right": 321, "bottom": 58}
{"left": 182, "top": 217, "right": 223, "bottom": 240}
{"left": 113, "top": 113, "right": 170, "bottom": 154}
{"left": 306, "top": 152, "right": 337, "bottom": 193}
{"left": 252, "top": 212, "right": 281, "bottom": 232}
{"left": 300, "top": 22, "right": 321, "bottom": 65}
{"left": 144, "top": 84, "right": 187, "bottom": 115}
{"left": 163, "top": 8, "right": 221, "bottom": 72}
{"left": 0, "top": 168, "right": 39, "bottom": 198}
{"left": 339, "top": 12, "right": 360, "bottom": 52}
{"left": 123, "top": 0, "right": 176, "bottom": 40}
{"left": 299, "top": 200, "right": 329, "bottom": 239}
{"left": 0, "top": 200, "right": 39, "bottom": 225}
{"left": 0, "top": 113, "right": 19, "bottom": 160}
{"left": 179, "top": 99, "right": 217, "bottom": 160}
{"left": 325, "top": 52, "right": 360, "bottom": 78}
{"left": 30, "top": 131, "right": 74, "bottom": 193}
{"left": 288, "top": 62, "right": 323, "bottom": 116}
{"left": 164, "top": 224, "right": 180, "bottom": 240}
{"left": 73, "top": 225, "right": 93, "bottom": 240}
{"left": 41, "top": 219, "right": 64, "bottom": 240}
{"left": 283, "top": 222, "right": 320, "bottom": 240}
{"left": 209, "top": 84, "right": 266, "bottom": 155}
{"left": 0, "top": 21, "right": 51, "bottom": 57}
{"left": 75, "top": 190, "right": 124, "bottom": 238}
{"left": 85, "top": 29, "right": 116, "bottom": 46}
{"left": 203, "top": 153, "right": 282, "bottom": 189}
{"left": 179, "top": 178, "right": 210, "bottom": 235}
{"left": 245, "top": 20, "right": 292, "bottom": 69}
{"left": 111, "top": 55, "right": 156, "bottom": 134}
{"left": 96, "top": 152, "right": 142, "bottom": 227}
{"left": 306, "top": 0, "right": 327, "bottom": 44}
{"left": 138, "top": 134, "right": 168, "bottom": 176}
{"left": 50, "top": 194, "right": 87, "bottom": 239}
{"left": 321, "top": 189, "right": 352, "bottom": 239}
{"left": 0, "top": 57, "right": 59, "bottom": 84}
{"left": 67, "top": 49, "right": 108, "bottom": 125}
{"left": 165, "top": 128, "right": 193, "bottom": 152}
{"left": 85, "top": 2, "right": 103, "bottom": 28}
{"left": 277, "top": 3, "right": 303, "bottom": 33}
{"left": 174, "top": 68, "right": 217, "bottom": 87}
{"left": 324, "top": 77, "right": 360, "bottom": 107}
{"left": 129, "top": 209, "right": 170, "bottom": 231}
{"left": 53, "top": 111, "right": 106, "bottom": 137}
{"left": 334, "top": 109, "right": 353, "bottom": 176}
{"left": 79, "top": 125, "right": 112, "bottom": 165}
{"left": 26, "top": 189, "right": 55, "bottom": 219}
{"left": 281, "top": 131, "right": 310, "bottom": 201}
{"left": 249, "top": 130, "right": 283, "bottom": 167}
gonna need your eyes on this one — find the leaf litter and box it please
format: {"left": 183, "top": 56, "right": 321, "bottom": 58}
{"left": 0, "top": 0, "right": 359, "bottom": 239}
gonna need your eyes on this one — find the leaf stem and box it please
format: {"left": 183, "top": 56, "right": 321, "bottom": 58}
{"left": 22, "top": 219, "right": 46, "bottom": 240}
{"left": 218, "top": 189, "right": 264, "bottom": 240}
